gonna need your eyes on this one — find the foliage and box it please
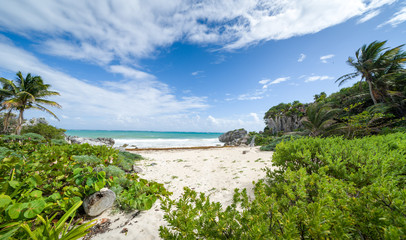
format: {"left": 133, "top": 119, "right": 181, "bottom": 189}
{"left": 0, "top": 72, "right": 61, "bottom": 135}
{"left": 22, "top": 123, "right": 66, "bottom": 140}
{"left": 18, "top": 201, "right": 96, "bottom": 240}
{"left": 0, "top": 138, "right": 170, "bottom": 239}
{"left": 160, "top": 133, "right": 406, "bottom": 239}
{"left": 336, "top": 40, "right": 406, "bottom": 106}
{"left": 260, "top": 135, "right": 302, "bottom": 151}
{"left": 301, "top": 103, "right": 342, "bottom": 137}
{"left": 264, "top": 101, "right": 306, "bottom": 119}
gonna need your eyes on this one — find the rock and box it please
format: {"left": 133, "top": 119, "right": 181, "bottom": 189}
{"left": 265, "top": 115, "right": 302, "bottom": 135}
{"left": 22, "top": 117, "right": 49, "bottom": 127}
{"left": 218, "top": 129, "right": 248, "bottom": 146}
{"left": 65, "top": 136, "right": 115, "bottom": 146}
{"left": 83, "top": 188, "right": 116, "bottom": 216}
{"left": 242, "top": 150, "right": 249, "bottom": 154}
{"left": 132, "top": 165, "right": 143, "bottom": 173}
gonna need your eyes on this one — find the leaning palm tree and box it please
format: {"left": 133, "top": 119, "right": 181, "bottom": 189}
{"left": 336, "top": 41, "right": 406, "bottom": 105}
{"left": 301, "top": 103, "right": 342, "bottom": 137}
{"left": 1, "top": 72, "right": 61, "bottom": 135}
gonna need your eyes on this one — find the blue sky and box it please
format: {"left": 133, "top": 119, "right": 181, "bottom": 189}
{"left": 0, "top": 0, "right": 405, "bottom": 132}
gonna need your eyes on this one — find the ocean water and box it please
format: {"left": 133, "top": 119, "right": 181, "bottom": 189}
{"left": 65, "top": 130, "right": 223, "bottom": 148}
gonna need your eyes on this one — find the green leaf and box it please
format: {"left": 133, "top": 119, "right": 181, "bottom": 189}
{"left": 8, "top": 203, "right": 25, "bottom": 219}
{"left": 23, "top": 199, "right": 46, "bottom": 219}
{"left": 0, "top": 195, "right": 12, "bottom": 208}
{"left": 30, "top": 190, "right": 43, "bottom": 198}
{"left": 8, "top": 181, "right": 20, "bottom": 189}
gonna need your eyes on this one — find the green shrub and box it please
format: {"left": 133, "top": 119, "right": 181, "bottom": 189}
{"left": 0, "top": 138, "right": 170, "bottom": 239}
{"left": 21, "top": 123, "right": 66, "bottom": 140}
{"left": 260, "top": 135, "right": 302, "bottom": 151}
{"left": 160, "top": 133, "right": 406, "bottom": 239}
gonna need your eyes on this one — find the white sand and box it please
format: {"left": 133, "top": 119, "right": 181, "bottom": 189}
{"left": 90, "top": 146, "right": 274, "bottom": 240}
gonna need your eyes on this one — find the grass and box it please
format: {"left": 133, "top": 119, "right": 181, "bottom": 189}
{"left": 171, "top": 176, "right": 179, "bottom": 179}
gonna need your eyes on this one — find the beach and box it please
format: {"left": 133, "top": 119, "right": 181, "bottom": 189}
{"left": 89, "top": 146, "right": 274, "bottom": 240}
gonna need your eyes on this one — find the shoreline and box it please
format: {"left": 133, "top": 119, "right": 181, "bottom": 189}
{"left": 126, "top": 145, "right": 233, "bottom": 151}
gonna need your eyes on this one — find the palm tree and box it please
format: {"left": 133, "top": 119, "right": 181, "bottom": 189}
{"left": 301, "top": 103, "right": 341, "bottom": 137}
{"left": 336, "top": 41, "right": 406, "bottom": 105}
{"left": 0, "top": 78, "right": 15, "bottom": 133}
{"left": 1, "top": 72, "right": 61, "bottom": 135}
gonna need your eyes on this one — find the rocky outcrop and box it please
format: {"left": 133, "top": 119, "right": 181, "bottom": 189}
{"left": 65, "top": 136, "right": 115, "bottom": 146}
{"left": 83, "top": 188, "right": 116, "bottom": 216}
{"left": 22, "top": 117, "right": 49, "bottom": 127}
{"left": 265, "top": 115, "right": 302, "bottom": 135}
{"left": 219, "top": 129, "right": 248, "bottom": 146}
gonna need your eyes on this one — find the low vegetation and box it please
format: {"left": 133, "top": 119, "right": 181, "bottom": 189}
{"left": 160, "top": 133, "right": 406, "bottom": 239}
{"left": 0, "top": 135, "right": 170, "bottom": 239}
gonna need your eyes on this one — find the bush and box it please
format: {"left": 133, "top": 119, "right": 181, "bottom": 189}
{"left": 21, "top": 123, "right": 66, "bottom": 140}
{"left": 0, "top": 139, "right": 170, "bottom": 239}
{"left": 160, "top": 133, "right": 406, "bottom": 239}
{"left": 260, "top": 135, "right": 302, "bottom": 151}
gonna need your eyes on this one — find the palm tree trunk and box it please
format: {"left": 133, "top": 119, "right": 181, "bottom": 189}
{"left": 3, "top": 109, "right": 12, "bottom": 133}
{"left": 15, "top": 108, "right": 24, "bottom": 135}
{"left": 367, "top": 80, "right": 378, "bottom": 105}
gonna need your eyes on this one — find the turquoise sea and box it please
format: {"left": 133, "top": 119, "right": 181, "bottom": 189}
{"left": 65, "top": 130, "right": 223, "bottom": 148}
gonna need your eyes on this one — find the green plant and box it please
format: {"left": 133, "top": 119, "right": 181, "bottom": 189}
{"left": 160, "top": 133, "right": 406, "bottom": 239}
{"left": 22, "top": 123, "right": 66, "bottom": 140}
{"left": 20, "top": 201, "right": 96, "bottom": 240}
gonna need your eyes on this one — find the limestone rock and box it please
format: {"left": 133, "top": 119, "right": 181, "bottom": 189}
{"left": 83, "top": 188, "right": 116, "bottom": 216}
{"left": 218, "top": 129, "right": 248, "bottom": 146}
{"left": 265, "top": 115, "right": 303, "bottom": 135}
{"left": 65, "top": 136, "right": 115, "bottom": 146}
{"left": 132, "top": 165, "right": 143, "bottom": 173}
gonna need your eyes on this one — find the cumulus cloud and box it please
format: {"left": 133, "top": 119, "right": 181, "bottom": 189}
{"left": 358, "top": 10, "right": 381, "bottom": 23}
{"left": 378, "top": 6, "right": 406, "bottom": 27}
{"left": 0, "top": 0, "right": 396, "bottom": 64}
{"left": 320, "top": 54, "right": 335, "bottom": 63}
{"left": 305, "top": 75, "right": 334, "bottom": 82}
{"left": 298, "top": 53, "right": 306, "bottom": 62}
{"left": 0, "top": 37, "right": 208, "bottom": 129}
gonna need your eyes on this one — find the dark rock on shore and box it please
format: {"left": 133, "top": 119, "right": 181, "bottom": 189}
{"left": 218, "top": 129, "right": 249, "bottom": 146}
{"left": 65, "top": 136, "right": 115, "bottom": 146}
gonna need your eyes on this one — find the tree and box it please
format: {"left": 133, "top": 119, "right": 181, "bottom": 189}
{"left": 0, "top": 72, "right": 61, "bottom": 135}
{"left": 0, "top": 79, "right": 15, "bottom": 133}
{"left": 336, "top": 40, "right": 406, "bottom": 105}
{"left": 301, "top": 103, "right": 341, "bottom": 137}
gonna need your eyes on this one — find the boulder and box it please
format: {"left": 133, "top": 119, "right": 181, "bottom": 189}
{"left": 218, "top": 129, "right": 248, "bottom": 146}
{"left": 65, "top": 136, "right": 115, "bottom": 146}
{"left": 132, "top": 165, "right": 143, "bottom": 173}
{"left": 83, "top": 188, "right": 116, "bottom": 217}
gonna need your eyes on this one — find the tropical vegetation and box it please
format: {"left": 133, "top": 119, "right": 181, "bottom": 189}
{"left": 0, "top": 72, "right": 61, "bottom": 135}
{"left": 0, "top": 135, "right": 170, "bottom": 239}
{"left": 160, "top": 133, "right": 406, "bottom": 239}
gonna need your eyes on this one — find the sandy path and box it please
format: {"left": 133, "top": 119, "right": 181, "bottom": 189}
{"left": 91, "top": 146, "right": 274, "bottom": 240}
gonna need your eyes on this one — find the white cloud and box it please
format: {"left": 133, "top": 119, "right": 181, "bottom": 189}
{"left": 305, "top": 75, "right": 334, "bottom": 82}
{"left": 262, "top": 77, "right": 289, "bottom": 89}
{"left": 378, "top": 6, "right": 406, "bottom": 27}
{"left": 358, "top": 10, "right": 381, "bottom": 23}
{"left": 320, "top": 54, "right": 335, "bottom": 63}
{"left": 0, "top": 0, "right": 396, "bottom": 63}
{"left": 259, "top": 79, "right": 271, "bottom": 85}
{"left": 298, "top": 53, "right": 306, "bottom": 62}
{"left": 205, "top": 113, "right": 264, "bottom": 132}
{"left": 0, "top": 37, "right": 208, "bottom": 129}
{"left": 191, "top": 70, "right": 204, "bottom": 77}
